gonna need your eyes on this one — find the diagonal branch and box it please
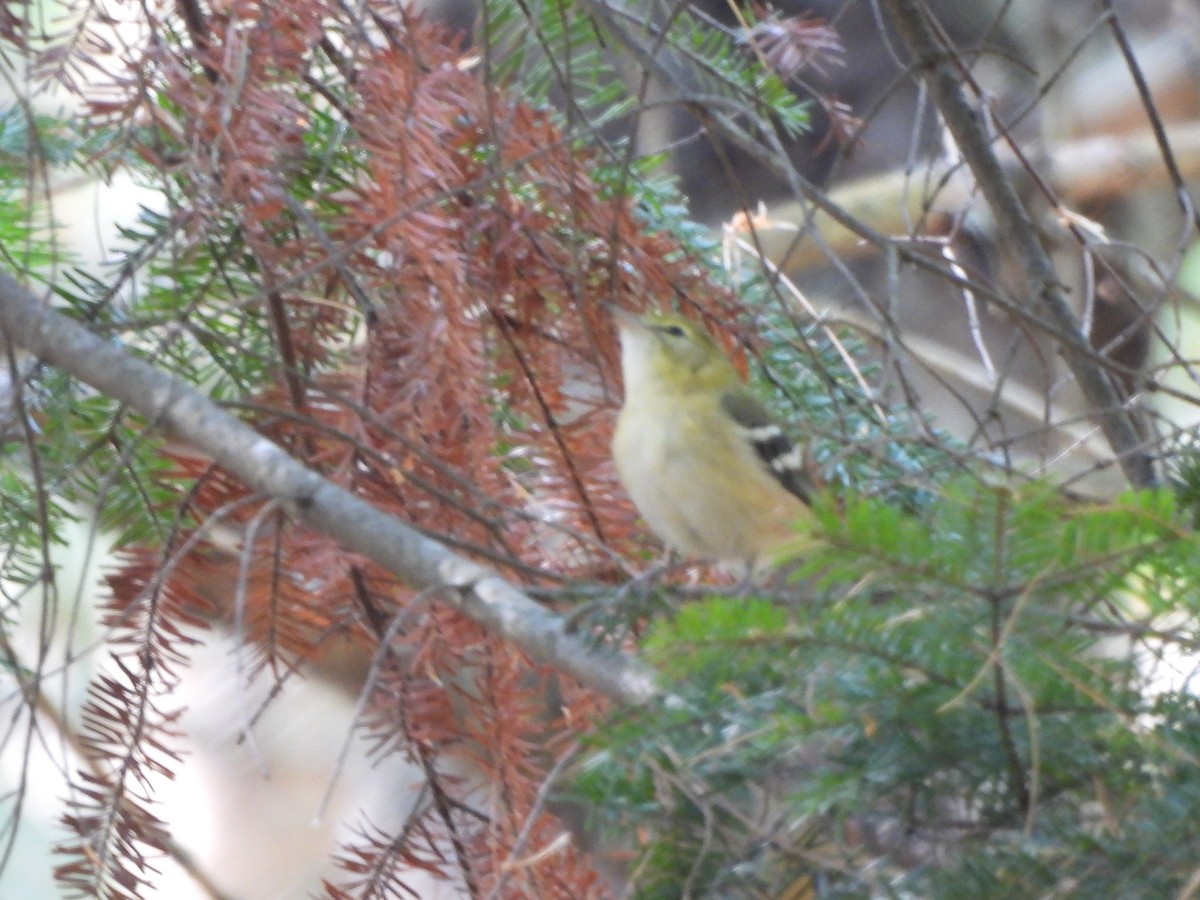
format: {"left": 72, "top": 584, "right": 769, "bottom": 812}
{"left": 880, "top": 0, "right": 1157, "bottom": 489}
{"left": 0, "top": 269, "right": 660, "bottom": 707}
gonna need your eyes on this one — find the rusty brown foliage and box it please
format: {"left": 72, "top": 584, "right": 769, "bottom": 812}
{"left": 55, "top": 550, "right": 206, "bottom": 898}
{"left": 35, "top": 0, "right": 742, "bottom": 895}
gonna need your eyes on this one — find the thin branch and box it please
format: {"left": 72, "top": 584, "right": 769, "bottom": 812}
{"left": 0, "top": 269, "right": 661, "bottom": 708}
{"left": 1102, "top": 0, "right": 1200, "bottom": 235}
{"left": 484, "top": 741, "right": 582, "bottom": 900}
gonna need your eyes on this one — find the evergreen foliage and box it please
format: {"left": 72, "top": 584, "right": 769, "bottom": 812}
{"left": 577, "top": 477, "right": 1200, "bottom": 895}
{"left": 0, "top": 0, "right": 1197, "bottom": 897}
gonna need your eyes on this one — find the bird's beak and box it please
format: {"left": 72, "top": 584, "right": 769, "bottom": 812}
{"left": 606, "top": 304, "right": 645, "bottom": 334}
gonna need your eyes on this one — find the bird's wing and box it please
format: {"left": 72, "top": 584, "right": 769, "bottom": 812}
{"left": 720, "top": 390, "right": 814, "bottom": 504}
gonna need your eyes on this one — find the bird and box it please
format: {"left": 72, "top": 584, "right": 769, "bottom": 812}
{"left": 610, "top": 306, "right": 814, "bottom": 574}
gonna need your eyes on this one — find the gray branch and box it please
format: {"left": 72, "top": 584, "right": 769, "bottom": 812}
{"left": 0, "top": 269, "right": 661, "bottom": 707}
{"left": 881, "top": 0, "right": 1157, "bottom": 489}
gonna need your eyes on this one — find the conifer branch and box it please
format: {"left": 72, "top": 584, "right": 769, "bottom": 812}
{"left": 0, "top": 270, "right": 661, "bottom": 708}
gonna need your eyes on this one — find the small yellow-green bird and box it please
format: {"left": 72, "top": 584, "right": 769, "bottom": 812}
{"left": 611, "top": 306, "right": 814, "bottom": 572}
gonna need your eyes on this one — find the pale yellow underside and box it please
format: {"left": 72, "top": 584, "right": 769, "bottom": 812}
{"left": 613, "top": 389, "right": 807, "bottom": 567}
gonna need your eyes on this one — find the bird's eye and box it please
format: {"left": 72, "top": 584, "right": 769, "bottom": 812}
{"left": 662, "top": 324, "right": 686, "bottom": 338}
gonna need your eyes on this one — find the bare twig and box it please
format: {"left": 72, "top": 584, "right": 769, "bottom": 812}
{"left": 1102, "top": 0, "right": 1200, "bottom": 235}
